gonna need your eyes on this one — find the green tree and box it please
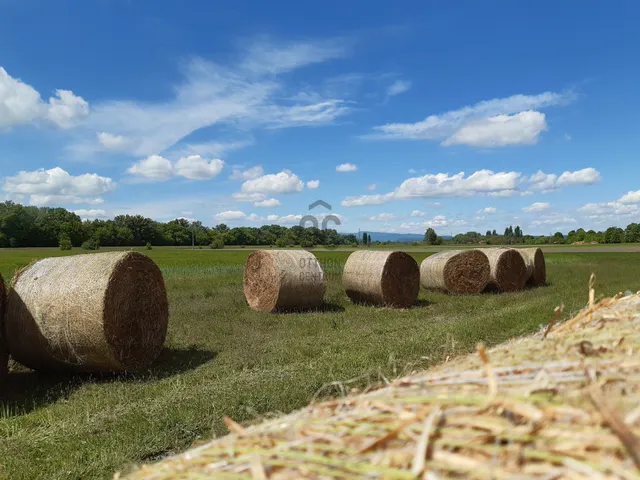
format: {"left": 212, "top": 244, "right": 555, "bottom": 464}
{"left": 625, "top": 223, "right": 640, "bottom": 243}
{"left": 604, "top": 227, "right": 625, "bottom": 244}
{"left": 59, "top": 235, "right": 72, "bottom": 251}
{"left": 424, "top": 228, "right": 438, "bottom": 245}
{"left": 552, "top": 232, "right": 565, "bottom": 244}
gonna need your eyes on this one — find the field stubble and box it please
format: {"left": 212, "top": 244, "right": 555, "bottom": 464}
{"left": 0, "top": 248, "right": 639, "bottom": 479}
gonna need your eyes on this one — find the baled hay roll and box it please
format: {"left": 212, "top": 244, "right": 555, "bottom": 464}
{"left": 420, "top": 249, "right": 490, "bottom": 294}
{"left": 243, "top": 250, "right": 326, "bottom": 312}
{"left": 0, "top": 273, "right": 7, "bottom": 385}
{"left": 5, "top": 252, "right": 168, "bottom": 373}
{"left": 483, "top": 248, "right": 528, "bottom": 292}
{"left": 516, "top": 247, "right": 546, "bottom": 286}
{"left": 343, "top": 251, "right": 419, "bottom": 308}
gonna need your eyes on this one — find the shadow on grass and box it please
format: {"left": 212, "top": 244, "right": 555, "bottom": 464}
{"left": 275, "top": 302, "right": 346, "bottom": 314}
{"left": 0, "top": 347, "right": 216, "bottom": 417}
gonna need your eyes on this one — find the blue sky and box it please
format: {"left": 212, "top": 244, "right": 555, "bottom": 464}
{"left": 1, "top": 0, "right": 639, "bottom": 235}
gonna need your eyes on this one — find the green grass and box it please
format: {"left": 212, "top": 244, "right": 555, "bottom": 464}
{"left": 1, "top": 247, "right": 640, "bottom": 479}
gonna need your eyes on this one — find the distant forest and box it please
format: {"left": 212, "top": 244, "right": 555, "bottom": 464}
{"left": 0, "top": 201, "right": 638, "bottom": 249}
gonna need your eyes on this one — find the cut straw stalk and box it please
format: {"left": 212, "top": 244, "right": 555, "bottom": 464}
{"left": 516, "top": 247, "right": 546, "bottom": 286}
{"left": 343, "top": 250, "right": 419, "bottom": 308}
{"left": 123, "top": 291, "right": 640, "bottom": 479}
{"left": 420, "top": 249, "right": 490, "bottom": 294}
{"left": 243, "top": 249, "right": 326, "bottom": 312}
{"left": 483, "top": 248, "right": 528, "bottom": 292}
{"left": 5, "top": 252, "right": 168, "bottom": 373}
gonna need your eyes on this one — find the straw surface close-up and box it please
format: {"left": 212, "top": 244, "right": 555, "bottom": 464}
{"left": 124, "top": 282, "right": 640, "bottom": 479}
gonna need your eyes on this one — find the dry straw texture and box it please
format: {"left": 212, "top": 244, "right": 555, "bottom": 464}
{"left": 5, "top": 251, "right": 168, "bottom": 373}
{"left": 420, "top": 250, "right": 490, "bottom": 294}
{"left": 125, "top": 288, "right": 640, "bottom": 479}
{"left": 517, "top": 248, "right": 547, "bottom": 286}
{"left": 0, "top": 273, "right": 7, "bottom": 386}
{"left": 343, "top": 251, "right": 419, "bottom": 308}
{"left": 243, "top": 250, "right": 326, "bottom": 312}
{"left": 484, "top": 248, "right": 528, "bottom": 292}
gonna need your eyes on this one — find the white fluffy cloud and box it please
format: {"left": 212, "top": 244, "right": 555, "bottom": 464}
{"left": 254, "top": 198, "right": 280, "bottom": 208}
{"left": 0, "top": 67, "right": 89, "bottom": 130}
{"left": 477, "top": 207, "right": 497, "bottom": 214}
{"left": 579, "top": 202, "right": 639, "bottom": 217}
{"left": 368, "top": 90, "right": 572, "bottom": 147}
{"left": 97, "top": 132, "right": 131, "bottom": 150}
{"left": 213, "top": 210, "right": 247, "bottom": 221}
{"left": 230, "top": 166, "right": 264, "bottom": 181}
{"left": 523, "top": 202, "right": 551, "bottom": 213}
{"left": 267, "top": 214, "right": 280, "bottom": 222}
{"left": 336, "top": 163, "right": 357, "bottom": 172}
{"left": 442, "top": 111, "right": 546, "bottom": 147}
{"left": 241, "top": 169, "right": 304, "bottom": 194}
{"left": 127, "top": 155, "right": 223, "bottom": 181}
{"left": 387, "top": 80, "right": 411, "bottom": 97}
{"left": 72, "top": 209, "right": 109, "bottom": 220}
{"left": 232, "top": 192, "right": 266, "bottom": 203}
{"left": 411, "top": 210, "right": 425, "bottom": 217}
{"left": 369, "top": 213, "right": 396, "bottom": 221}
{"left": 619, "top": 190, "right": 640, "bottom": 204}
{"left": 530, "top": 214, "right": 577, "bottom": 227}
{"left": 3, "top": 167, "right": 115, "bottom": 206}
{"left": 527, "top": 168, "right": 600, "bottom": 192}
{"left": 127, "top": 155, "right": 174, "bottom": 180}
{"left": 306, "top": 180, "right": 320, "bottom": 189}
{"left": 175, "top": 155, "right": 224, "bottom": 180}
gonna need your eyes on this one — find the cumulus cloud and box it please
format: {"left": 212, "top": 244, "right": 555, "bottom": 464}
{"left": 240, "top": 169, "right": 304, "bottom": 194}
{"left": 72, "top": 209, "right": 109, "bottom": 220}
{"left": 619, "top": 190, "right": 640, "bottom": 204}
{"left": 411, "top": 210, "right": 425, "bottom": 217}
{"left": 441, "top": 111, "right": 546, "bottom": 147}
{"left": 0, "top": 67, "right": 89, "bottom": 130}
{"left": 369, "top": 213, "right": 396, "bottom": 221}
{"left": 213, "top": 210, "right": 247, "bottom": 221}
{"left": 230, "top": 166, "right": 264, "bottom": 181}
{"left": 232, "top": 192, "right": 267, "bottom": 203}
{"left": 254, "top": 198, "right": 280, "bottom": 208}
{"left": 387, "top": 80, "right": 411, "bottom": 97}
{"left": 267, "top": 214, "right": 280, "bottom": 222}
{"left": 477, "top": 207, "right": 497, "bottom": 214}
{"left": 126, "top": 155, "right": 224, "bottom": 181}
{"left": 527, "top": 168, "right": 600, "bottom": 192}
{"left": 579, "top": 202, "right": 639, "bottom": 217}
{"left": 336, "top": 163, "right": 357, "bottom": 172}
{"left": 523, "top": 202, "right": 551, "bottom": 213}
{"left": 3, "top": 167, "right": 115, "bottom": 206}
{"left": 97, "top": 132, "right": 131, "bottom": 150}
{"left": 530, "top": 214, "right": 577, "bottom": 226}
{"left": 306, "top": 180, "right": 320, "bottom": 189}
{"left": 367, "top": 90, "right": 573, "bottom": 147}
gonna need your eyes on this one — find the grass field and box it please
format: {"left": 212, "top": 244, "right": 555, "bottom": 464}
{"left": 1, "top": 247, "right": 640, "bottom": 479}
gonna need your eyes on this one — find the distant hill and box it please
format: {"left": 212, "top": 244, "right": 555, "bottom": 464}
{"left": 353, "top": 232, "right": 453, "bottom": 243}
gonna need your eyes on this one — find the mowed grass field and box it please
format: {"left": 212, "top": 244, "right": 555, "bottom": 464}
{"left": 1, "top": 247, "right": 639, "bottom": 479}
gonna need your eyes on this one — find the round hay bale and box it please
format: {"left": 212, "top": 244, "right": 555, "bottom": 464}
{"left": 516, "top": 247, "right": 546, "bottom": 286}
{"left": 343, "top": 251, "right": 419, "bottom": 308}
{"left": 5, "top": 251, "right": 168, "bottom": 373}
{"left": 243, "top": 250, "right": 325, "bottom": 312}
{"left": 0, "top": 273, "right": 7, "bottom": 385}
{"left": 483, "top": 248, "right": 528, "bottom": 293}
{"left": 420, "top": 249, "right": 490, "bottom": 294}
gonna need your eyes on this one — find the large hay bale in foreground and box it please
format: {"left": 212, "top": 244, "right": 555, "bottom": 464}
{"left": 420, "top": 249, "right": 490, "bottom": 294}
{"left": 517, "top": 247, "right": 546, "bottom": 286}
{"left": 483, "top": 247, "right": 528, "bottom": 292}
{"left": 124, "top": 291, "right": 640, "bottom": 479}
{"left": 0, "top": 273, "right": 7, "bottom": 385}
{"left": 243, "top": 250, "right": 325, "bottom": 312}
{"left": 343, "top": 250, "right": 419, "bottom": 308}
{"left": 5, "top": 251, "right": 168, "bottom": 373}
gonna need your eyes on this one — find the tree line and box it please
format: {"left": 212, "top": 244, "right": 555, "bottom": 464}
{"left": 0, "top": 201, "right": 358, "bottom": 249}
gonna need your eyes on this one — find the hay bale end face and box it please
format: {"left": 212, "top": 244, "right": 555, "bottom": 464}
{"left": 420, "top": 249, "right": 490, "bottom": 294}
{"left": 243, "top": 250, "right": 325, "bottom": 312}
{"left": 5, "top": 251, "right": 168, "bottom": 373}
{"left": 517, "top": 247, "right": 546, "bottom": 286}
{"left": 0, "top": 274, "right": 7, "bottom": 385}
{"left": 343, "top": 250, "right": 419, "bottom": 308}
{"left": 483, "top": 248, "right": 528, "bottom": 292}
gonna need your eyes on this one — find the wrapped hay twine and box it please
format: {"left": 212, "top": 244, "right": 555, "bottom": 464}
{"left": 243, "top": 250, "right": 326, "bottom": 312}
{"left": 516, "top": 247, "right": 546, "bottom": 286}
{"left": 343, "top": 250, "right": 419, "bottom": 308}
{"left": 420, "top": 249, "right": 490, "bottom": 294}
{"left": 483, "top": 247, "right": 528, "bottom": 292}
{"left": 4, "top": 251, "right": 168, "bottom": 373}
